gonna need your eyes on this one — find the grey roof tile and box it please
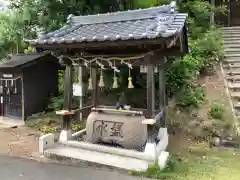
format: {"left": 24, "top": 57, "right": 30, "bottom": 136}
{"left": 0, "top": 53, "right": 56, "bottom": 68}
{"left": 27, "top": 1, "right": 187, "bottom": 45}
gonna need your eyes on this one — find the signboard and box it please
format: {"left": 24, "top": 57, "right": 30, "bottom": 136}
{"left": 3, "top": 74, "right": 13, "bottom": 78}
{"left": 73, "top": 83, "right": 83, "bottom": 97}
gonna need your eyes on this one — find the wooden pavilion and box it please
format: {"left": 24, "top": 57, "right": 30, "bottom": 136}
{"left": 26, "top": 1, "right": 188, "bottom": 136}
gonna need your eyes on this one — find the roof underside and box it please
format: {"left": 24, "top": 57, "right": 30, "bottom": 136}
{"left": 27, "top": 1, "right": 187, "bottom": 46}
{"left": 0, "top": 53, "right": 51, "bottom": 68}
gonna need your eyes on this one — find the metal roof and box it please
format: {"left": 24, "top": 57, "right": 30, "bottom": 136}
{"left": 27, "top": 1, "right": 187, "bottom": 46}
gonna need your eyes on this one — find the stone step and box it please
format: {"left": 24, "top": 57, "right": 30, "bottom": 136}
{"left": 224, "top": 57, "right": 240, "bottom": 64}
{"left": 224, "top": 40, "right": 240, "bottom": 44}
{"left": 224, "top": 41, "right": 240, "bottom": 45}
{"left": 223, "top": 34, "right": 240, "bottom": 38}
{"left": 44, "top": 144, "right": 153, "bottom": 171}
{"left": 224, "top": 32, "right": 240, "bottom": 36}
{"left": 228, "top": 82, "right": 240, "bottom": 90}
{"left": 224, "top": 30, "right": 240, "bottom": 33}
{"left": 224, "top": 26, "right": 240, "bottom": 30}
{"left": 225, "top": 54, "right": 240, "bottom": 58}
{"left": 226, "top": 75, "right": 240, "bottom": 82}
{"left": 225, "top": 48, "right": 240, "bottom": 53}
{"left": 224, "top": 44, "right": 240, "bottom": 48}
{"left": 226, "top": 70, "right": 240, "bottom": 75}
{"left": 234, "top": 102, "right": 240, "bottom": 109}
{"left": 222, "top": 36, "right": 240, "bottom": 41}
{"left": 223, "top": 63, "right": 240, "bottom": 69}
{"left": 230, "top": 91, "right": 240, "bottom": 99}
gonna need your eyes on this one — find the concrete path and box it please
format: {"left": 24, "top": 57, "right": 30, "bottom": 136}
{"left": 0, "top": 155, "right": 148, "bottom": 180}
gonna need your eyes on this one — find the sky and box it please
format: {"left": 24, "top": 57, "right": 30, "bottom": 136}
{"left": 0, "top": 0, "right": 9, "bottom": 7}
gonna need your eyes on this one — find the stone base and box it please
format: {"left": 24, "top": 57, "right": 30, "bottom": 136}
{"left": 158, "top": 151, "right": 169, "bottom": 170}
{"left": 39, "top": 133, "right": 55, "bottom": 154}
{"left": 40, "top": 128, "right": 169, "bottom": 171}
{"left": 44, "top": 145, "right": 150, "bottom": 171}
{"left": 59, "top": 130, "right": 72, "bottom": 142}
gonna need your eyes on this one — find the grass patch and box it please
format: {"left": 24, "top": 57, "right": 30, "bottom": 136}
{"left": 209, "top": 102, "right": 225, "bottom": 120}
{"left": 130, "top": 142, "right": 240, "bottom": 180}
{"left": 129, "top": 155, "right": 188, "bottom": 180}
{"left": 72, "top": 123, "right": 85, "bottom": 132}
{"left": 25, "top": 112, "right": 86, "bottom": 134}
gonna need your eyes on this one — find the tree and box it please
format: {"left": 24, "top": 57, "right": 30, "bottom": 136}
{"left": 0, "top": 11, "right": 27, "bottom": 59}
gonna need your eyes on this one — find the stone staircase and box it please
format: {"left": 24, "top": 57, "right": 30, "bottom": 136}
{"left": 223, "top": 26, "right": 240, "bottom": 130}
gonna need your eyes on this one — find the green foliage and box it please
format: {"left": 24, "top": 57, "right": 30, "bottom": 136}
{"left": 71, "top": 123, "right": 85, "bottom": 132}
{"left": 179, "top": 1, "right": 226, "bottom": 38}
{"left": 190, "top": 27, "right": 224, "bottom": 73}
{"left": 165, "top": 0, "right": 225, "bottom": 107}
{"left": 209, "top": 102, "right": 225, "bottom": 120}
{"left": 129, "top": 155, "right": 187, "bottom": 180}
{"left": 0, "top": 0, "right": 225, "bottom": 110}
{"left": 176, "top": 86, "right": 205, "bottom": 108}
{"left": 40, "top": 125, "right": 57, "bottom": 134}
{"left": 24, "top": 46, "right": 36, "bottom": 53}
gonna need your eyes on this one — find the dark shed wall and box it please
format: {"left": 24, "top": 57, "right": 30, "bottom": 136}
{"left": 23, "top": 57, "right": 59, "bottom": 118}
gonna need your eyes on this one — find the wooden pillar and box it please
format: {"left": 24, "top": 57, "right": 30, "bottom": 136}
{"left": 146, "top": 64, "right": 155, "bottom": 118}
{"left": 63, "top": 64, "right": 73, "bottom": 111}
{"left": 158, "top": 61, "right": 167, "bottom": 127}
{"left": 228, "top": 1, "right": 231, "bottom": 27}
{"left": 62, "top": 57, "right": 73, "bottom": 131}
{"left": 92, "top": 67, "right": 98, "bottom": 107}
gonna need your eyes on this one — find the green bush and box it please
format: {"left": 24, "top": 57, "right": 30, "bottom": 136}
{"left": 209, "top": 102, "right": 225, "bottom": 120}
{"left": 166, "top": 27, "right": 224, "bottom": 107}
{"left": 129, "top": 155, "right": 187, "bottom": 180}
{"left": 40, "top": 125, "right": 57, "bottom": 134}
{"left": 165, "top": 0, "right": 225, "bottom": 108}
{"left": 176, "top": 86, "right": 205, "bottom": 108}
{"left": 71, "top": 123, "right": 85, "bottom": 132}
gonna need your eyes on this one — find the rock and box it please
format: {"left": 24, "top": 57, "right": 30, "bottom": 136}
{"left": 212, "top": 137, "right": 221, "bottom": 146}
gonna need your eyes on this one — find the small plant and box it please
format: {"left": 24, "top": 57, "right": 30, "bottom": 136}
{"left": 71, "top": 123, "right": 85, "bottom": 132}
{"left": 40, "top": 125, "right": 57, "bottom": 134}
{"left": 209, "top": 102, "right": 225, "bottom": 120}
{"left": 176, "top": 86, "right": 205, "bottom": 108}
{"left": 129, "top": 155, "right": 187, "bottom": 179}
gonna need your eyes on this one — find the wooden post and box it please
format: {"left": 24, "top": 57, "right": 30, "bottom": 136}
{"left": 92, "top": 67, "right": 98, "bottom": 107}
{"left": 63, "top": 64, "right": 73, "bottom": 111}
{"left": 58, "top": 56, "right": 73, "bottom": 142}
{"left": 158, "top": 61, "right": 166, "bottom": 127}
{"left": 78, "top": 65, "right": 83, "bottom": 121}
{"left": 210, "top": 0, "right": 215, "bottom": 25}
{"left": 61, "top": 63, "right": 73, "bottom": 131}
{"left": 228, "top": 1, "right": 231, "bottom": 27}
{"left": 146, "top": 64, "right": 155, "bottom": 118}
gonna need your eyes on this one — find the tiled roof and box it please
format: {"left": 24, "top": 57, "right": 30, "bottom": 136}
{"left": 27, "top": 1, "right": 187, "bottom": 46}
{"left": 0, "top": 53, "right": 56, "bottom": 68}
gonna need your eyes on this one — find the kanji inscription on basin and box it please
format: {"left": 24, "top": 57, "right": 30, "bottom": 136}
{"left": 86, "top": 111, "right": 147, "bottom": 149}
{"left": 94, "top": 120, "right": 123, "bottom": 138}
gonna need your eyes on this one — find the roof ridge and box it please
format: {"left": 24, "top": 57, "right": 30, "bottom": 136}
{"left": 67, "top": 1, "right": 176, "bottom": 25}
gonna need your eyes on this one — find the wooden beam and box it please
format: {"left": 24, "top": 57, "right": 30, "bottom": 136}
{"left": 35, "top": 37, "right": 172, "bottom": 50}
{"left": 56, "top": 46, "right": 182, "bottom": 67}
